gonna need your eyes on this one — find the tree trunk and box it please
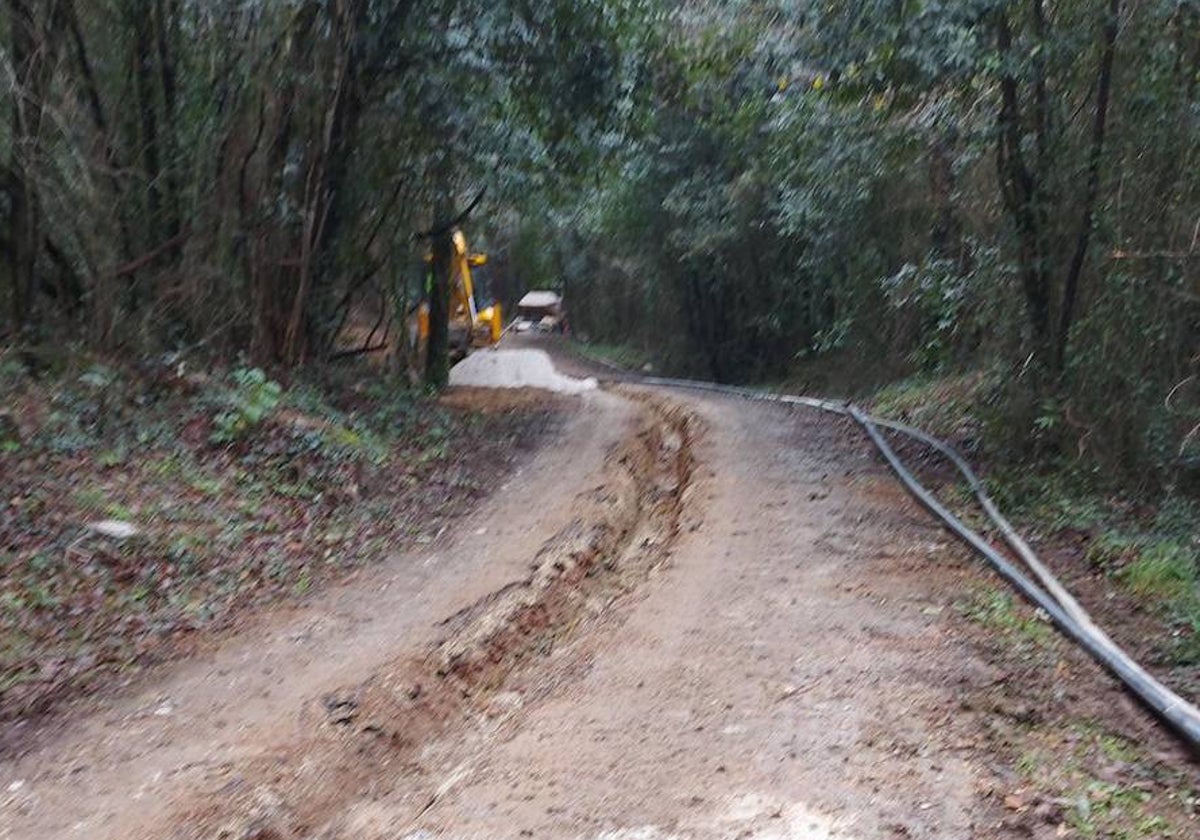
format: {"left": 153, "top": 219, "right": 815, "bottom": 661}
{"left": 6, "top": 0, "right": 46, "bottom": 333}
{"left": 131, "top": 4, "right": 162, "bottom": 255}
{"left": 928, "top": 134, "right": 963, "bottom": 263}
{"left": 63, "top": 0, "right": 133, "bottom": 265}
{"left": 995, "top": 8, "right": 1052, "bottom": 371}
{"left": 1055, "top": 0, "right": 1121, "bottom": 374}
{"left": 152, "top": 0, "right": 183, "bottom": 247}
{"left": 425, "top": 195, "right": 454, "bottom": 389}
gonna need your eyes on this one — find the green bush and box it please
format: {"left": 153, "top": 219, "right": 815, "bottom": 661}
{"left": 211, "top": 368, "right": 283, "bottom": 444}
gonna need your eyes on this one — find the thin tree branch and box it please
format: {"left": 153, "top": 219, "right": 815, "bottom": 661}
{"left": 414, "top": 186, "right": 488, "bottom": 240}
{"left": 112, "top": 227, "right": 192, "bottom": 278}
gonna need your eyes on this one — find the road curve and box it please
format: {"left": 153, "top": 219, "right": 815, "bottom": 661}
{"left": 3, "top": 356, "right": 1021, "bottom": 839}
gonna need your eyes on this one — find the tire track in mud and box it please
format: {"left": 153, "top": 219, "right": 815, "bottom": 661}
{"left": 165, "top": 391, "right": 699, "bottom": 840}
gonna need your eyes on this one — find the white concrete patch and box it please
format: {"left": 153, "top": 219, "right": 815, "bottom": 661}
{"left": 449, "top": 349, "right": 598, "bottom": 395}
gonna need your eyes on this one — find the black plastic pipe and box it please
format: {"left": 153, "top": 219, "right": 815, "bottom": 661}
{"left": 584, "top": 363, "right": 1200, "bottom": 752}
{"left": 848, "top": 406, "right": 1200, "bottom": 751}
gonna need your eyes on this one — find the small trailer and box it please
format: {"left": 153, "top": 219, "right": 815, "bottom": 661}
{"left": 514, "top": 291, "right": 566, "bottom": 334}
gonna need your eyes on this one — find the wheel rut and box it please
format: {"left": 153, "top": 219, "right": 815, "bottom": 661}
{"left": 165, "top": 391, "right": 700, "bottom": 840}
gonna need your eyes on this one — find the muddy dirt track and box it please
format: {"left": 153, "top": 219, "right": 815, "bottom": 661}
{"left": 0, "top": 348, "right": 1192, "bottom": 839}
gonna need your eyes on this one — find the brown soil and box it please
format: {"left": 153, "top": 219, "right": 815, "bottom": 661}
{"left": 438, "top": 386, "right": 575, "bottom": 414}
{"left": 165, "top": 390, "right": 696, "bottom": 839}
{"left": 0, "top": 373, "right": 560, "bottom": 734}
{"left": 2, "top": 345, "right": 1197, "bottom": 840}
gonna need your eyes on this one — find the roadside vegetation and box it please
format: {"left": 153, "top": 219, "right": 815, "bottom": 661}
{"left": 0, "top": 0, "right": 622, "bottom": 719}
{"left": 4, "top": 6, "right": 1192, "bottom": 568}
{"left": 1, "top": 0, "right": 1197, "bottom": 824}
{"left": 0, "top": 347, "right": 557, "bottom": 720}
{"left": 536, "top": 2, "right": 1200, "bottom": 822}
{"left": 954, "top": 580, "right": 1199, "bottom": 838}
{"left": 545, "top": 1, "right": 1200, "bottom": 709}
{"left": 544, "top": 0, "right": 1199, "bottom": 592}
{"left": 864, "top": 372, "right": 1200, "bottom": 674}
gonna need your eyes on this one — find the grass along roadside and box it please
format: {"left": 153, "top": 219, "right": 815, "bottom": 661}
{"left": 953, "top": 582, "right": 1198, "bottom": 838}
{"left": 0, "top": 350, "right": 562, "bottom": 723}
{"left": 866, "top": 370, "right": 1199, "bottom": 837}
{"left": 567, "top": 340, "right": 654, "bottom": 374}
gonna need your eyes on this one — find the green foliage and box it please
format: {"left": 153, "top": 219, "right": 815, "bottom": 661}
{"left": 1120, "top": 542, "right": 1197, "bottom": 601}
{"left": 1102, "top": 532, "right": 1200, "bottom": 664}
{"left": 2, "top": 0, "right": 1196, "bottom": 516}
{"left": 984, "top": 465, "right": 1109, "bottom": 532}
{"left": 1005, "top": 712, "right": 1196, "bottom": 836}
{"left": 532, "top": 0, "right": 1200, "bottom": 498}
{"left": 1088, "top": 519, "right": 1200, "bottom": 663}
{"left": 73, "top": 487, "right": 107, "bottom": 512}
{"left": 576, "top": 342, "right": 651, "bottom": 372}
{"left": 211, "top": 369, "right": 283, "bottom": 444}
{"left": 0, "top": 349, "right": 551, "bottom": 719}
{"left": 1068, "top": 780, "right": 1155, "bottom": 838}
{"left": 870, "top": 369, "right": 997, "bottom": 441}
{"left": 1, "top": 0, "right": 645, "bottom": 381}
{"left": 880, "top": 246, "right": 1015, "bottom": 374}
{"left": 78, "top": 366, "right": 116, "bottom": 390}
{"left": 961, "top": 588, "right": 1053, "bottom": 647}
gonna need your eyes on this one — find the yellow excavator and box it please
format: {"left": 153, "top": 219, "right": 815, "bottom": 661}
{"left": 414, "top": 228, "right": 503, "bottom": 362}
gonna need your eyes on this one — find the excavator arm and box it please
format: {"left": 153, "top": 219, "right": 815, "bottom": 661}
{"left": 415, "top": 228, "right": 503, "bottom": 357}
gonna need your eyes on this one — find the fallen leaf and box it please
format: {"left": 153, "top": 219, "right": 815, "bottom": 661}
{"left": 1004, "top": 793, "right": 1026, "bottom": 811}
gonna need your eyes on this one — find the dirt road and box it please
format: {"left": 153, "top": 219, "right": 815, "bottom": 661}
{"left": 1, "top": 351, "right": 1188, "bottom": 839}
